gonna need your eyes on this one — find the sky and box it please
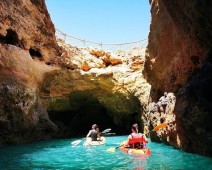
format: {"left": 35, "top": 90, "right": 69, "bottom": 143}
{"left": 45, "top": 0, "right": 151, "bottom": 49}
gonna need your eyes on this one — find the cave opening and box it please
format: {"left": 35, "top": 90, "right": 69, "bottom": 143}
{"left": 47, "top": 91, "right": 142, "bottom": 138}
{"left": 5, "top": 29, "right": 19, "bottom": 45}
{"left": 0, "top": 29, "right": 23, "bottom": 48}
{"left": 29, "top": 48, "right": 43, "bottom": 60}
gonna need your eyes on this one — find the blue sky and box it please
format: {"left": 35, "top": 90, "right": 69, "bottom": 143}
{"left": 45, "top": 0, "right": 150, "bottom": 48}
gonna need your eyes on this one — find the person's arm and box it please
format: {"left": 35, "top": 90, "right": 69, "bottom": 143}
{"left": 98, "top": 132, "right": 101, "bottom": 138}
{"left": 142, "top": 134, "right": 148, "bottom": 143}
{"left": 125, "top": 134, "right": 132, "bottom": 146}
{"left": 128, "top": 134, "right": 132, "bottom": 140}
{"left": 86, "top": 130, "right": 91, "bottom": 138}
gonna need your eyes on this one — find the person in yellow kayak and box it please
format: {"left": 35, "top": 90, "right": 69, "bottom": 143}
{"left": 86, "top": 124, "right": 98, "bottom": 141}
{"left": 125, "top": 123, "right": 148, "bottom": 149}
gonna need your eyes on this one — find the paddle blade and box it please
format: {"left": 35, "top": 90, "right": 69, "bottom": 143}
{"left": 101, "top": 128, "right": 111, "bottom": 134}
{"left": 153, "top": 123, "right": 167, "bottom": 131}
{"left": 71, "top": 140, "right": 81, "bottom": 146}
{"left": 106, "top": 148, "right": 116, "bottom": 152}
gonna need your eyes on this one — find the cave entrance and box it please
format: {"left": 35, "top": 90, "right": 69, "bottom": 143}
{"left": 0, "top": 29, "right": 23, "bottom": 48}
{"left": 48, "top": 103, "right": 115, "bottom": 137}
{"left": 48, "top": 91, "right": 142, "bottom": 138}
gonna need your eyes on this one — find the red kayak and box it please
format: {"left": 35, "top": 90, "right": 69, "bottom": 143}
{"left": 119, "top": 141, "right": 151, "bottom": 155}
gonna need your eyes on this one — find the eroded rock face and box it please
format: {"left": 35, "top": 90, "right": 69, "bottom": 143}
{"left": 145, "top": 0, "right": 212, "bottom": 156}
{"left": 0, "top": 0, "right": 61, "bottom": 62}
{"left": 40, "top": 40, "right": 151, "bottom": 136}
{"left": 0, "top": 0, "right": 150, "bottom": 145}
{"left": 0, "top": 44, "right": 59, "bottom": 145}
{"left": 2, "top": 0, "right": 211, "bottom": 157}
{"left": 0, "top": 0, "right": 61, "bottom": 145}
{"left": 0, "top": 0, "right": 150, "bottom": 143}
{"left": 143, "top": 92, "right": 177, "bottom": 146}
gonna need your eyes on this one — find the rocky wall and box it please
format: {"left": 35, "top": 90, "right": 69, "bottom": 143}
{"left": 145, "top": 0, "right": 212, "bottom": 156}
{"left": 0, "top": 0, "right": 61, "bottom": 62}
{"left": 0, "top": 0, "right": 150, "bottom": 144}
{"left": 0, "top": 0, "right": 61, "bottom": 145}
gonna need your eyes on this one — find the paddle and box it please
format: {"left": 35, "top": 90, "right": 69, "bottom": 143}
{"left": 106, "top": 123, "right": 167, "bottom": 152}
{"left": 106, "top": 144, "right": 125, "bottom": 152}
{"left": 71, "top": 140, "right": 82, "bottom": 146}
{"left": 146, "top": 123, "right": 167, "bottom": 134}
{"left": 101, "top": 128, "right": 111, "bottom": 134}
{"left": 71, "top": 128, "right": 111, "bottom": 146}
{"left": 102, "top": 132, "right": 116, "bottom": 136}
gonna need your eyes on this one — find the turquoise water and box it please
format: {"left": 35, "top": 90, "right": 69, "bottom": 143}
{"left": 0, "top": 136, "right": 212, "bottom": 170}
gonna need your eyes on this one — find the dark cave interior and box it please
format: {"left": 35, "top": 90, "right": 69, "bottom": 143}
{"left": 47, "top": 91, "right": 142, "bottom": 138}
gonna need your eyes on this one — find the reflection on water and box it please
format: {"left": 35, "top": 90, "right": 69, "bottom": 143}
{"left": 0, "top": 136, "right": 211, "bottom": 169}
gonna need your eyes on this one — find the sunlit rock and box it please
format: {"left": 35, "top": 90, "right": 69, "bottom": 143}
{"left": 41, "top": 40, "right": 151, "bottom": 136}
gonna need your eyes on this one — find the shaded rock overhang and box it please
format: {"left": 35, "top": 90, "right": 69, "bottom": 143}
{"left": 40, "top": 69, "right": 145, "bottom": 137}
{"left": 145, "top": 0, "right": 212, "bottom": 156}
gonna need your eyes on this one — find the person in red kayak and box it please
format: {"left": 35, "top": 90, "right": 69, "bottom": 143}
{"left": 126, "top": 123, "right": 148, "bottom": 149}
{"left": 86, "top": 124, "right": 98, "bottom": 141}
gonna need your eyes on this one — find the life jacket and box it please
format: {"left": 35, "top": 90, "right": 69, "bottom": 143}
{"left": 89, "top": 129, "right": 98, "bottom": 141}
{"left": 128, "top": 133, "right": 148, "bottom": 149}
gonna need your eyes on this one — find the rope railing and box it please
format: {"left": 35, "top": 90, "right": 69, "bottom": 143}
{"left": 56, "top": 28, "right": 147, "bottom": 50}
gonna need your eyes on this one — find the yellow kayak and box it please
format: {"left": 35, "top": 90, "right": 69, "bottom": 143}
{"left": 119, "top": 141, "right": 151, "bottom": 155}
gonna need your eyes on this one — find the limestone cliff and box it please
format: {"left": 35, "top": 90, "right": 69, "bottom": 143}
{"left": 0, "top": 0, "right": 150, "bottom": 144}
{"left": 40, "top": 39, "right": 151, "bottom": 136}
{"left": 1, "top": 0, "right": 211, "bottom": 157}
{"left": 0, "top": 0, "right": 60, "bottom": 62}
{"left": 145, "top": 0, "right": 212, "bottom": 156}
{"left": 0, "top": 0, "right": 61, "bottom": 145}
